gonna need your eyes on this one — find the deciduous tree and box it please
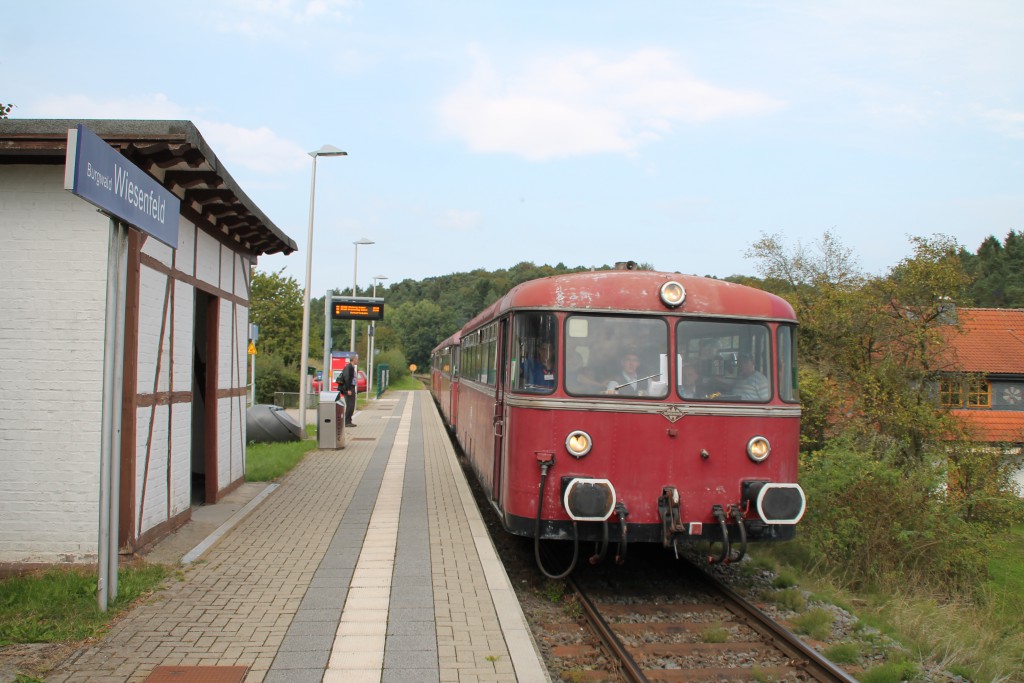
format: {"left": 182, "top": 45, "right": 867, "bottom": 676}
{"left": 250, "top": 268, "right": 303, "bottom": 366}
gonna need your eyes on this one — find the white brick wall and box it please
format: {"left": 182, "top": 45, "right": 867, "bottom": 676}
{"left": 194, "top": 229, "right": 220, "bottom": 288}
{"left": 1, "top": 164, "right": 257, "bottom": 564}
{"left": 0, "top": 166, "right": 109, "bottom": 563}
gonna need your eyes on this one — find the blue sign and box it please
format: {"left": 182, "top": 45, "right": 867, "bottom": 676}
{"left": 64, "top": 124, "right": 180, "bottom": 249}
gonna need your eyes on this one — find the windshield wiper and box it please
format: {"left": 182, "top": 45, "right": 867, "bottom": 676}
{"left": 614, "top": 373, "right": 661, "bottom": 391}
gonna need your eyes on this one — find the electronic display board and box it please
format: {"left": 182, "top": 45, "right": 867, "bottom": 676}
{"left": 331, "top": 296, "right": 384, "bottom": 321}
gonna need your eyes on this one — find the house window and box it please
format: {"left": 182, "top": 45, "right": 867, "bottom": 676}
{"left": 966, "top": 378, "right": 990, "bottom": 408}
{"left": 939, "top": 379, "right": 962, "bottom": 408}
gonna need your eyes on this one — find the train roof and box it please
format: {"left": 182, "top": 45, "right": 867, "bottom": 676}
{"left": 462, "top": 270, "right": 796, "bottom": 333}
{"left": 431, "top": 330, "right": 462, "bottom": 355}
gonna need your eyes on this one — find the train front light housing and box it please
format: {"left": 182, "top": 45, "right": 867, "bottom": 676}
{"left": 747, "top": 436, "right": 771, "bottom": 463}
{"left": 659, "top": 281, "right": 686, "bottom": 308}
{"left": 565, "top": 430, "right": 592, "bottom": 458}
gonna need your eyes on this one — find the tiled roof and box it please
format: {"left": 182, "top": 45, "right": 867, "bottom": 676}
{"left": 951, "top": 410, "right": 1024, "bottom": 443}
{"left": 940, "top": 308, "right": 1024, "bottom": 374}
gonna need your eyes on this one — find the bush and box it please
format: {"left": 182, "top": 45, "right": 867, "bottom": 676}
{"left": 375, "top": 348, "right": 409, "bottom": 384}
{"left": 798, "top": 437, "right": 990, "bottom": 597}
{"left": 253, "top": 352, "right": 298, "bottom": 404}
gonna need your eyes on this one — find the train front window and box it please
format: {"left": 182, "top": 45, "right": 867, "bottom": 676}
{"left": 676, "top": 320, "right": 772, "bottom": 402}
{"left": 511, "top": 312, "right": 558, "bottom": 393}
{"left": 565, "top": 315, "right": 669, "bottom": 398}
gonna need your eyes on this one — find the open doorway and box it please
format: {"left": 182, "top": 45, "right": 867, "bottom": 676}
{"left": 191, "top": 291, "right": 219, "bottom": 505}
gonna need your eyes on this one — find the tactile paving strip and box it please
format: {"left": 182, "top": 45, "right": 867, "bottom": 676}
{"left": 144, "top": 665, "right": 248, "bottom": 683}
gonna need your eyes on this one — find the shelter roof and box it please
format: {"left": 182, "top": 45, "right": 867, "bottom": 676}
{"left": 940, "top": 308, "right": 1024, "bottom": 375}
{"left": 0, "top": 119, "right": 296, "bottom": 256}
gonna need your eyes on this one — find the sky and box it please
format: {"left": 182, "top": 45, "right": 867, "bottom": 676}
{"left": 4, "top": 1, "right": 1024, "bottom": 297}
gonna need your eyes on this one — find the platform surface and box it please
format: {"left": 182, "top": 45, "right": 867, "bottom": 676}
{"left": 46, "top": 392, "right": 548, "bottom": 683}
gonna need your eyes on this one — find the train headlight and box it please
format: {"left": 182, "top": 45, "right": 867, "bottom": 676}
{"left": 746, "top": 436, "right": 771, "bottom": 463}
{"left": 565, "top": 430, "right": 592, "bottom": 458}
{"left": 659, "top": 281, "right": 686, "bottom": 308}
{"left": 563, "top": 478, "right": 616, "bottom": 521}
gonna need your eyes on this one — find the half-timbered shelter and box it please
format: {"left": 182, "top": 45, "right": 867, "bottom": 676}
{"left": 0, "top": 119, "right": 297, "bottom": 569}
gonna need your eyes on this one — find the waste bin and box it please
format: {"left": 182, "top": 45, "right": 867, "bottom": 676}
{"left": 317, "top": 391, "right": 345, "bottom": 449}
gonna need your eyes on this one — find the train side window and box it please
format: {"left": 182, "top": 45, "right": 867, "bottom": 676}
{"left": 777, "top": 325, "right": 799, "bottom": 403}
{"left": 511, "top": 312, "right": 558, "bottom": 394}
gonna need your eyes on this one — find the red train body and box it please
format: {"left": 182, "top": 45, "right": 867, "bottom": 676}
{"left": 430, "top": 268, "right": 806, "bottom": 572}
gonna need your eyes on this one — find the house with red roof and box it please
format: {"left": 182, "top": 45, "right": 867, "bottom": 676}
{"left": 938, "top": 307, "right": 1024, "bottom": 494}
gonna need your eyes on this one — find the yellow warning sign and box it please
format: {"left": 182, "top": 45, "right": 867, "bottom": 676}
{"left": 248, "top": 341, "right": 257, "bottom": 355}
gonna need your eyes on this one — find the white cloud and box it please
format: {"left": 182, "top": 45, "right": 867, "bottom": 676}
{"left": 979, "top": 108, "right": 1024, "bottom": 140}
{"left": 194, "top": 120, "right": 309, "bottom": 173}
{"left": 438, "top": 48, "right": 785, "bottom": 161}
{"left": 435, "top": 209, "right": 481, "bottom": 232}
{"left": 213, "top": 0, "right": 357, "bottom": 37}
{"left": 20, "top": 92, "right": 308, "bottom": 176}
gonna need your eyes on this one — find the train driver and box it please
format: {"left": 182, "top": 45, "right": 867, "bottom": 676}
{"left": 605, "top": 351, "right": 646, "bottom": 395}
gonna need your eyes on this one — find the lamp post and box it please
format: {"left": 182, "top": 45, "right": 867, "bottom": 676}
{"left": 299, "top": 145, "right": 347, "bottom": 433}
{"left": 368, "top": 275, "right": 387, "bottom": 400}
{"left": 350, "top": 238, "right": 374, "bottom": 353}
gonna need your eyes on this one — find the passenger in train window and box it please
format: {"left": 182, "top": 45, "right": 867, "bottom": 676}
{"left": 678, "top": 363, "right": 703, "bottom": 399}
{"left": 731, "top": 353, "right": 770, "bottom": 401}
{"left": 567, "top": 348, "right": 605, "bottom": 394}
{"left": 523, "top": 341, "right": 556, "bottom": 388}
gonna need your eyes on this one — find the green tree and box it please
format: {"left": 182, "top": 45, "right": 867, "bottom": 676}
{"left": 746, "top": 231, "right": 969, "bottom": 465}
{"left": 253, "top": 352, "right": 298, "bottom": 404}
{"left": 250, "top": 268, "right": 303, "bottom": 366}
{"left": 0, "top": 102, "right": 12, "bottom": 118}
{"left": 961, "top": 230, "right": 1024, "bottom": 307}
{"left": 390, "top": 300, "right": 457, "bottom": 369}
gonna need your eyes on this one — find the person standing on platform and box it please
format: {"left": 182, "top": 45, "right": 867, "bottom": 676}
{"left": 341, "top": 355, "right": 359, "bottom": 427}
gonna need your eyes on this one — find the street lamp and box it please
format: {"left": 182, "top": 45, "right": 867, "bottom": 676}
{"left": 299, "top": 145, "right": 347, "bottom": 433}
{"left": 367, "top": 275, "right": 388, "bottom": 400}
{"left": 350, "top": 238, "right": 374, "bottom": 353}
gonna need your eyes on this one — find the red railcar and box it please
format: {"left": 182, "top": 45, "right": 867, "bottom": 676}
{"left": 431, "top": 331, "right": 461, "bottom": 429}
{"left": 430, "top": 267, "right": 806, "bottom": 576}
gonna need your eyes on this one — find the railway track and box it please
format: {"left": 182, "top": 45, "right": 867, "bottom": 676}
{"left": 553, "top": 556, "right": 857, "bottom": 682}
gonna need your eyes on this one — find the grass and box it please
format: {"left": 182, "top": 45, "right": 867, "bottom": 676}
{"left": 791, "top": 607, "right": 833, "bottom": 641}
{"left": 700, "top": 625, "right": 730, "bottom": 643}
{"left": 822, "top": 642, "right": 861, "bottom": 664}
{"left": 245, "top": 424, "right": 317, "bottom": 481}
{"left": 0, "top": 564, "right": 168, "bottom": 645}
{"left": 986, "top": 524, "right": 1024, "bottom": 630}
{"left": 388, "top": 374, "right": 425, "bottom": 390}
{"left": 752, "top": 522, "right": 1024, "bottom": 682}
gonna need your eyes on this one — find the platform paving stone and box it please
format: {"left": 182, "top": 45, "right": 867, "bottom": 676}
{"left": 44, "top": 392, "right": 546, "bottom": 682}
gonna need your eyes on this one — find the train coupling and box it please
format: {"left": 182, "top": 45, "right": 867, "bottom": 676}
{"left": 658, "top": 486, "right": 703, "bottom": 556}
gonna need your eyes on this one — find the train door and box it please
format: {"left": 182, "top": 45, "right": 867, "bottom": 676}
{"left": 491, "top": 317, "right": 510, "bottom": 504}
